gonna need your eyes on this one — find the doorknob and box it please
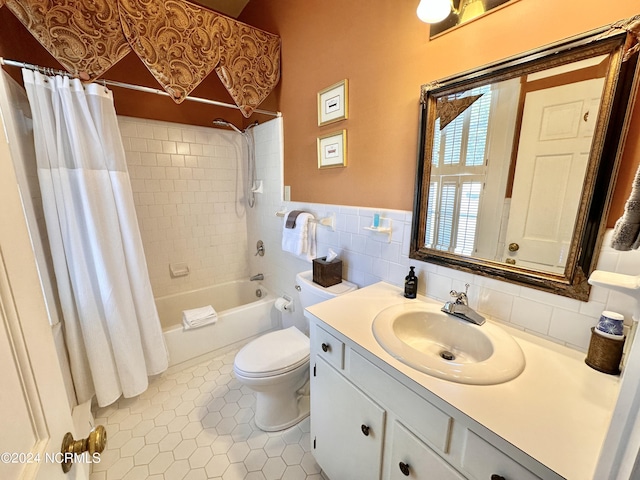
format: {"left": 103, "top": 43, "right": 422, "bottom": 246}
{"left": 60, "top": 425, "right": 107, "bottom": 473}
{"left": 508, "top": 242, "right": 520, "bottom": 252}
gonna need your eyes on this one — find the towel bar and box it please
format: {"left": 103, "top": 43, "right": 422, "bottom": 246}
{"left": 276, "top": 210, "right": 336, "bottom": 231}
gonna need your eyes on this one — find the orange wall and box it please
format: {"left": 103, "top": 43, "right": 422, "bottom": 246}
{"left": 240, "top": 0, "right": 640, "bottom": 225}
{"left": 1, "top": 2, "right": 638, "bottom": 225}
{"left": 0, "top": 7, "right": 277, "bottom": 130}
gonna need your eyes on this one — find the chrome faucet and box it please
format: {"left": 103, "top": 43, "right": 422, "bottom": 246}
{"left": 441, "top": 284, "right": 485, "bottom": 326}
{"left": 250, "top": 273, "right": 264, "bottom": 281}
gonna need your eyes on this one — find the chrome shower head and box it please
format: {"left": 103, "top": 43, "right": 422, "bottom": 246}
{"left": 212, "top": 118, "right": 243, "bottom": 134}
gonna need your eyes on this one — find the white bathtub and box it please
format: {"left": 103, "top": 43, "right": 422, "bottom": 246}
{"left": 156, "top": 280, "right": 278, "bottom": 366}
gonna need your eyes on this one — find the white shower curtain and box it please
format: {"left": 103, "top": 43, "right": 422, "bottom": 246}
{"left": 22, "top": 70, "right": 168, "bottom": 407}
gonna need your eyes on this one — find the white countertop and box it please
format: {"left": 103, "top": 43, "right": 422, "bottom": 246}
{"left": 305, "top": 282, "right": 621, "bottom": 480}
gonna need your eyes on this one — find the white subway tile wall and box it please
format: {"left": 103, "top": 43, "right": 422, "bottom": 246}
{"left": 119, "top": 116, "right": 251, "bottom": 298}
{"left": 121, "top": 116, "right": 640, "bottom": 352}
{"left": 245, "top": 118, "right": 640, "bottom": 353}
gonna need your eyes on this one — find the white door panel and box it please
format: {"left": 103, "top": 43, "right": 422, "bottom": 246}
{"left": 506, "top": 77, "right": 604, "bottom": 272}
{"left": 0, "top": 71, "right": 86, "bottom": 480}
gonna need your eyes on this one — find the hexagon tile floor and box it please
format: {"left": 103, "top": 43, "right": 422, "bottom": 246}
{"left": 90, "top": 347, "right": 323, "bottom": 480}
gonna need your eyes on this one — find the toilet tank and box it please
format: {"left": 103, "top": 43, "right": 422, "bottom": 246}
{"left": 295, "top": 270, "right": 357, "bottom": 308}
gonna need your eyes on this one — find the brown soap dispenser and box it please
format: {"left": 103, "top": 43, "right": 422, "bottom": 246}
{"left": 404, "top": 266, "right": 418, "bottom": 299}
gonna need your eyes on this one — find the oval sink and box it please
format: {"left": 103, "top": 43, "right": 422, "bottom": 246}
{"left": 372, "top": 302, "right": 525, "bottom": 385}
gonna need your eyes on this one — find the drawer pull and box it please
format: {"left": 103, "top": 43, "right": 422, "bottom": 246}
{"left": 399, "top": 461, "right": 410, "bottom": 476}
{"left": 321, "top": 343, "right": 330, "bottom": 352}
{"left": 361, "top": 424, "right": 370, "bottom": 436}
{"left": 491, "top": 475, "right": 506, "bottom": 480}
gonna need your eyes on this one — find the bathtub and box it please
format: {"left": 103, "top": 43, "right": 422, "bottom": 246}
{"left": 156, "top": 280, "right": 278, "bottom": 366}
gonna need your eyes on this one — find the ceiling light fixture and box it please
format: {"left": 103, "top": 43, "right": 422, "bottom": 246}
{"left": 416, "top": 0, "right": 452, "bottom": 24}
{"left": 416, "top": 0, "right": 488, "bottom": 24}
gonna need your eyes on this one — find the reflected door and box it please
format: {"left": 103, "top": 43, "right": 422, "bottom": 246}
{"left": 505, "top": 78, "right": 604, "bottom": 272}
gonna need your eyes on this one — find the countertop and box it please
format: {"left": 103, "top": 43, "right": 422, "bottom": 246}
{"left": 305, "top": 282, "right": 621, "bottom": 480}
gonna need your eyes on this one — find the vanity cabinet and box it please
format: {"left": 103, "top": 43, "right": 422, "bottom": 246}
{"left": 310, "top": 322, "right": 560, "bottom": 480}
{"left": 311, "top": 356, "right": 385, "bottom": 480}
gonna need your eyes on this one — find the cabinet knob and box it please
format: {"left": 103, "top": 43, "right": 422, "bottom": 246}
{"left": 399, "top": 461, "right": 410, "bottom": 476}
{"left": 361, "top": 424, "right": 370, "bottom": 436}
{"left": 491, "top": 475, "right": 506, "bottom": 480}
{"left": 321, "top": 343, "right": 329, "bottom": 352}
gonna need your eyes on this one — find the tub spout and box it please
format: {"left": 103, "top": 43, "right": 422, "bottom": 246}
{"left": 250, "top": 273, "right": 264, "bottom": 281}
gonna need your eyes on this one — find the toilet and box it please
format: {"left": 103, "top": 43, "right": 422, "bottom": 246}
{"left": 233, "top": 270, "right": 357, "bottom": 431}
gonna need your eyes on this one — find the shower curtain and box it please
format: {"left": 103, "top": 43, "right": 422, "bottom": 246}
{"left": 22, "top": 70, "right": 168, "bottom": 407}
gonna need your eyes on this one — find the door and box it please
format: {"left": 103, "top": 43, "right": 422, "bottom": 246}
{"left": 311, "top": 356, "right": 386, "bottom": 480}
{"left": 0, "top": 74, "right": 86, "bottom": 479}
{"left": 506, "top": 78, "right": 604, "bottom": 272}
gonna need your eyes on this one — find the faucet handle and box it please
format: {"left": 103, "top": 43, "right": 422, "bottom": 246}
{"left": 449, "top": 283, "right": 470, "bottom": 305}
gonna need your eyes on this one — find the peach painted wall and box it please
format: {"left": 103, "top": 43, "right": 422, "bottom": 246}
{"left": 240, "top": 0, "right": 640, "bottom": 225}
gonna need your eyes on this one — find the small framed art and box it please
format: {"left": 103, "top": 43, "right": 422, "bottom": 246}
{"left": 317, "top": 79, "right": 348, "bottom": 126}
{"left": 317, "top": 130, "right": 347, "bottom": 169}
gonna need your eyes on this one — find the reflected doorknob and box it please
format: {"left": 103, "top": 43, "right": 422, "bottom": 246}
{"left": 508, "top": 242, "right": 520, "bottom": 252}
{"left": 60, "top": 425, "right": 107, "bottom": 473}
{"left": 505, "top": 258, "right": 516, "bottom": 265}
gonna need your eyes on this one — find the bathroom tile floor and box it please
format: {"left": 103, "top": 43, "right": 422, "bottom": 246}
{"left": 90, "top": 347, "right": 323, "bottom": 480}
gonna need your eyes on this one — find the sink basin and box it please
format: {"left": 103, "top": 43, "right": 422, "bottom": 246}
{"left": 372, "top": 302, "right": 525, "bottom": 385}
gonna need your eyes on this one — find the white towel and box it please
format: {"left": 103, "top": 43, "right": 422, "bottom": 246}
{"left": 282, "top": 212, "right": 316, "bottom": 261}
{"left": 182, "top": 305, "right": 218, "bottom": 330}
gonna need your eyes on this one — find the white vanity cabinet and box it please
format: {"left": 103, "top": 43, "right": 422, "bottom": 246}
{"left": 311, "top": 356, "right": 385, "bottom": 479}
{"left": 310, "top": 321, "right": 562, "bottom": 480}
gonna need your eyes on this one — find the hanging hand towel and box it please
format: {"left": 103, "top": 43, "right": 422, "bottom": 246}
{"left": 182, "top": 305, "right": 218, "bottom": 329}
{"left": 282, "top": 211, "right": 317, "bottom": 261}
{"left": 611, "top": 165, "right": 640, "bottom": 251}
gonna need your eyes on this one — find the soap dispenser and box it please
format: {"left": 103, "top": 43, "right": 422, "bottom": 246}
{"left": 404, "top": 266, "right": 418, "bottom": 299}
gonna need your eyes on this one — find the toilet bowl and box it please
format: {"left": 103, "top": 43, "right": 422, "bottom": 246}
{"left": 233, "top": 270, "right": 357, "bottom": 431}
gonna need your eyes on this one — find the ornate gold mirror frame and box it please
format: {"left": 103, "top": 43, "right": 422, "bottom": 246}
{"left": 410, "top": 16, "right": 640, "bottom": 300}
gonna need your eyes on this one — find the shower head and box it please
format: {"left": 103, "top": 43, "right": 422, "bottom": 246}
{"left": 212, "top": 118, "right": 260, "bottom": 134}
{"left": 212, "top": 118, "right": 243, "bottom": 134}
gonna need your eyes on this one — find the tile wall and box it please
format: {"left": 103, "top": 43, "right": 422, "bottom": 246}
{"left": 118, "top": 114, "right": 640, "bottom": 352}
{"left": 247, "top": 118, "right": 640, "bottom": 353}
{"left": 119, "top": 117, "right": 251, "bottom": 298}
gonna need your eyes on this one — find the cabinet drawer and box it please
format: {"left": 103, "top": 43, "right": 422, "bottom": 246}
{"left": 350, "top": 351, "right": 452, "bottom": 453}
{"left": 462, "top": 430, "right": 541, "bottom": 480}
{"left": 314, "top": 325, "right": 344, "bottom": 369}
{"left": 389, "top": 421, "right": 465, "bottom": 480}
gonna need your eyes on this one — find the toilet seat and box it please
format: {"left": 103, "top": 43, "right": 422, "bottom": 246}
{"left": 234, "top": 327, "right": 310, "bottom": 378}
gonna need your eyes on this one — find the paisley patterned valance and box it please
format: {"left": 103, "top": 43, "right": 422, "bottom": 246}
{"left": 215, "top": 19, "right": 280, "bottom": 118}
{"left": 1, "top": 0, "right": 280, "bottom": 116}
{"left": 437, "top": 94, "right": 483, "bottom": 130}
{"left": 4, "top": 0, "right": 131, "bottom": 79}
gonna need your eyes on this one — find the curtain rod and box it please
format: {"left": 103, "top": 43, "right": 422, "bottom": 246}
{"left": 0, "top": 57, "right": 281, "bottom": 117}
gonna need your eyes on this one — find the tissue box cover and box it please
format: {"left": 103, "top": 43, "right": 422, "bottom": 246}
{"left": 313, "top": 257, "right": 342, "bottom": 287}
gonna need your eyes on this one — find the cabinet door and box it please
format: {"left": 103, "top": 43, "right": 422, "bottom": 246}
{"left": 311, "top": 356, "right": 386, "bottom": 480}
{"left": 389, "top": 422, "right": 465, "bottom": 480}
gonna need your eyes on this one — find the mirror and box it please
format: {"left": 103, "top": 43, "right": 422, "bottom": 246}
{"left": 410, "top": 17, "right": 640, "bottom": 300}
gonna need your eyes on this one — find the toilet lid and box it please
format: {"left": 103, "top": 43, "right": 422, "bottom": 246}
{"left": 234, "top": 327, "right": 310, "bottom": 378}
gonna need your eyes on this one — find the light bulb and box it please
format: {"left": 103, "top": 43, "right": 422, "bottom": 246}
{"left": 416, "top": 0, "right": 452, "bottom": 23}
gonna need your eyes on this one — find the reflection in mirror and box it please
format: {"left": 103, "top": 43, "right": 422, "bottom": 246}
{"left": 426, "top": 55, "right": 609, "bottom": 274}
{"left": 411, "top": 18, "right": 640, "bottom": 300}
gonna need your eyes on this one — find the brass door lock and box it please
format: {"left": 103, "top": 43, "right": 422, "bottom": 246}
{"left": 60, "top": 425, "right": 107, "bottom": 473}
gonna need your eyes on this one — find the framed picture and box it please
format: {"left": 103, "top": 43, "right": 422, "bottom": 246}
{"left": 317, "top": 130, "right": 347, "bottom": 169}
{"left": 318, "top": 79, "right": 348, "bottom": 126}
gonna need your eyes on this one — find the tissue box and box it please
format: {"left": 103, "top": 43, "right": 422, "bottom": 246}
{"left": 312, "top": 257, "right": 342, "bottom": 287}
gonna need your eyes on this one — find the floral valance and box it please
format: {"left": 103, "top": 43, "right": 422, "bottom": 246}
{"left": 1, "top": 0, "right": 280, "bottom": 116}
